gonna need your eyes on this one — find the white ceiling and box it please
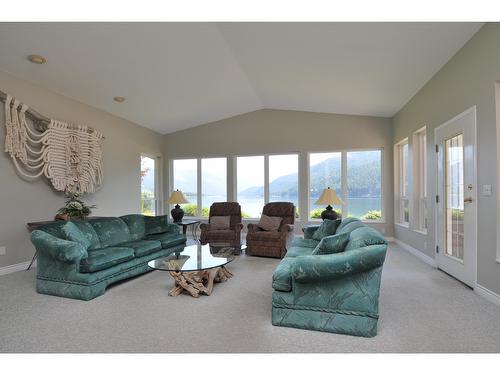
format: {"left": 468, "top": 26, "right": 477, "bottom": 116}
{"left": 0, "top": 22, "right": 482, "bottom": 134}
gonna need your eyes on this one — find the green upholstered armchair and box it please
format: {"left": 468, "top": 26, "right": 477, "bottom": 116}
{"left": 272, "top": 218, "right": 387, "bottom": 337}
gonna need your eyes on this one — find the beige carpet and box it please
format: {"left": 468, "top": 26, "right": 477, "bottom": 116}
{"left": 0, "top": 242, "right": 499, "bottom": 352}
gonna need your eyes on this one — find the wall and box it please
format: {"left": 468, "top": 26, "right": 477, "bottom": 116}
{"left": 163, "top": 108, "right": 394, "bottom": 236}
{"left": 0, "top": 70, "right": 164, "bottom": 269}
{"left": 392, "top": 23, "right": 500, "bottom": 295}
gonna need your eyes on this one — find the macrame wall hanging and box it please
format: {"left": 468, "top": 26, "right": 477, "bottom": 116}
{"left": 2, "top": 93, "right": 104, "bottom": 195}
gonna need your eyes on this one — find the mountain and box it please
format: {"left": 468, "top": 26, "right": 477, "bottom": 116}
{"left": 240, "top": 152, "right": 381, "bottom": 198}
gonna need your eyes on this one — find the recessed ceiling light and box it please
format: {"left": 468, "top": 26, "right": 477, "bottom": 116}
{"left": 28, "top": 55, "right": 47, "bottom": 64}
{"left": 113, "top": 96, "right": 126, "bottom": 103}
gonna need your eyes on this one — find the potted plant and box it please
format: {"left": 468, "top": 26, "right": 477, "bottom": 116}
{"left": 55, "top": 193, "right": 96, "bottom": 220}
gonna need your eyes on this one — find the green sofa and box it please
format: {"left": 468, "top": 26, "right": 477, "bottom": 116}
{"left": 30, "top": 214, "right": 186, "bottom": 300}
{"left": 272, "top": 218, "right": 388, "bottom": 337}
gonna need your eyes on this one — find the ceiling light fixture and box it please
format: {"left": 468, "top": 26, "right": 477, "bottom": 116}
{"left": 113, "top": 96, "right": 126, "bottom": 103}
{"left": 28, "top": 55, "right": 47, "bottom": 64}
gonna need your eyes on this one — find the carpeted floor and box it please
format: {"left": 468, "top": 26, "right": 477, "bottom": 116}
{"left": 0, "top": 242, "right": 499, "bottom": 353}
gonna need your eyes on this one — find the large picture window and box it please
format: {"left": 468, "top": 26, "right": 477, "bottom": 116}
{"left": 413, "top": 128, "right": 427, "bottom": 232}
{"left": 395, "top": 139, "right": 410, "bottom": 225}
{"left": 172, "top": 159, "right": 198, "bottom": 216}
{"left": 269, "top": 154, "right": 299, "bottom": 214}
{"left": 141, "top": 155, "right": 158, "bottom": 216}
{"left": 347, "top": 150, "right": 382, "bottom": 220}
{"left": 236, "top": 156, "right": 265, "bottom": 218}
{"left": 309, "top": 152, "right": 342, "bottom": 218}
{"left": 201, "top": 158, "right": 227, "bottom": 217}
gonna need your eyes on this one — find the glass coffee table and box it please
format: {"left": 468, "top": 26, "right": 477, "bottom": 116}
{"left": 148, "top": 243, "right": 236, "bottom": 298}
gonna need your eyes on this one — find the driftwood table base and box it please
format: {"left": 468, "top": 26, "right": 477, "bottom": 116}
{"left": 168, "top": 267, "right": 233, "bottom": 297}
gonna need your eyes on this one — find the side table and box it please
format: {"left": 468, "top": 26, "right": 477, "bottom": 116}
{"left": 173, "top": 219, "right": 201, "bottom": 240}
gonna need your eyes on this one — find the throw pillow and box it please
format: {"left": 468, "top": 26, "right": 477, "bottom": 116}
{"left": 61, "top": 221, "right": 91, "bottom": 250}
{"left": 312, "top": 218, "right": 341, "bottom": 241}
{"left": 257, "top": 214, "right": 282, "bottom": 231}
{"left": 210, "top": 216, "right": 231, "bottom": 230}
{"left": 312, "top": 232, "right": 350, "bottom": 255}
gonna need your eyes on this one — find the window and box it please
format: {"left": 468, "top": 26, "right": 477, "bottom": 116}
{"left": 236, "top": 156, "right": 265, "bottom": 218}
{"left": 347, "top": 150, "right": 382, "bottom": 220}
{"left": 201, "top": 158, "right": 227, "bottom": 217}
{"left": 413, "top": 128, "right": 428, "bottom": 232}
{"left": 141, "top": 155, "right": 158, "bottom": 216}
{"left": 395, "top": 139, "right": 410, "bottom": 225}
{"left": 172, "top": 159, "right": 198, "bottom": 216}
{"left": 309, "top": 150, "right": 383, "bottom": 221}
{"left": 269, "top": 154, "right": 299, "bottom": 215}
{"left": 309, "top": 152, "right": 342, "bottom": 218}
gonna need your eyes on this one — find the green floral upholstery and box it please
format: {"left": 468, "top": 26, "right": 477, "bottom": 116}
{"left": 89, "top": 217, "right": 131, "bottom": 248}
{"left": 80, "top": 247, "right": 135, "bottom": 273}
{"left": 31, "top": 215, "right": 186, "bottom": 300}
{"left": 119, "top": 240, "right": 162, "bottom": 257}
{"left": 291, "top": 237, "right": 320, "bottom": 248}
{"left": 311, "top": 219, "right": 341, "bottom": 240}
{"left": 120, "top": 214, "right": 146, "bottom": 241}
{"left": 336, "top": 217, "right": 361, "bottom": 232}
{"left": 144, "top": 215, "right": 173, "bottom": 235}
{"left": 61, "top": 221, "right": 92, "bottom": 250}
{"left": 336, "top": 218, "right": 365, "bottom": 235}
{"left": 271, "top": 219, "right": 387, "bottom": 337}
{"left": 312, "top": 232, "right": 350, "bottom": 255}
{"left": 302, "top": 225, "right": 320, "bottom": 239}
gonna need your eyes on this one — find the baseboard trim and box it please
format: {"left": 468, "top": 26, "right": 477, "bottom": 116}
{"left": 474, "top": 284, "right": 500, "bottom": 307}
{"left": 0, "top": 261, "right": 34, "bottom": 276}
{"left": 393, "top": 238, "right": 437, "bottom": 268}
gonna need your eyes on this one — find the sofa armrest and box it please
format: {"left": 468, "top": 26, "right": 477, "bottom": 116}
{"left": 31, "top": 230, "right": 88, "bottom": 264}
{"left": 302, "top": 225, "right": 320, "bottom": 239}
{"left": 234, "top": 223, "right": 244, "bottom": 232}
{"left": 165, "top": 223, "right": 181, "bottom": 234}
{"left": 281, "top": 224, "right": 294, "bottom": 232}
{"left": 291, "top": 244, "right": 387, "bottom": 283}
{"left": 200, "top": 223, "right": 210, "bottom": 232}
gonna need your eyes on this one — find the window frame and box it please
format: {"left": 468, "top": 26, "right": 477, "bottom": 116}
{"left": 307, "top": 147, "right": 384, "bottom": 223}
{"left": 140, "top": 153, "right": 161, "bottom": 216}
{"left": 394, "top": 139, "right": 410, "bottom": 227}
{"left": 413, "top": 127, "right": 428, "bottom": 234}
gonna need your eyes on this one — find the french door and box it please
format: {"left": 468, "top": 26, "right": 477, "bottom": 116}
{"left": 435, "top": 107, "right": 477, "bottom": 287}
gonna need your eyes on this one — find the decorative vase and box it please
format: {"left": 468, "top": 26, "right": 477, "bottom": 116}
{"left": 171, "top": 204, "right": 184, "bottom": 223}
{"left": 320, "top": 205, "right": 338, "bottom": 221}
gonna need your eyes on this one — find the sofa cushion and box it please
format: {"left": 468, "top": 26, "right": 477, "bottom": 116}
{"left": 79, "top": 247, "right": 135, "bottom": 273}
{"left": 61, "top": 221, "right": 92, "bottom": 250}
{"left": 72, "top": 221, "right": 102, "bottom": 250}
{"left": 312, "top": 219, "right": 341, "bottom": 240}
{"left": 89, "top": 217, "right": 131, "bottom": 248}
{"left": 145, "top": 232, "right": 186, "bottom": 248}
{"left": 285, "top": 245, "right": 315, "bottom": 258}
{"left": 120, "top": 214, "right": 146, "bottom": 241}
{"left": 210, "top": 216, "right": 231, "bottom": 230}
{"left": 291, "top": 237, "right": 320, "bottom": 248}
{"left": 249, "top": 230, "right": 282, "bottom": 240}
{"left": 312, "top": 232, "right": 350, "bottom": 255}
{"left": 144, "top": 215, "right": 170, "bottom": 235}
{"left": 257, "top": 214, "right": 282, "bottom": 231}
{"left": 272, "top": 257, "right": 295, "bottom": 292}
{"left": 337, "top": 217, "right": 363, "bottom": 233}
{"left": 345, "top": 226, "right": 387, "bottom": 251}
{"left": 337, "top": 220, "right": 366, "bottom": 235}
{"left": 118, "top": 240, "right": 162, "bottom": 257}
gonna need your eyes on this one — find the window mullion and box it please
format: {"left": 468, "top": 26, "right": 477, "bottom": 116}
{"left": 264, "top": 155, "right": 270, "bottom": 204}
{"left": 197, "top": 158, "right": 202, "bottom": 218}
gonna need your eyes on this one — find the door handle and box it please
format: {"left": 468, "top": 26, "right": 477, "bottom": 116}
{"left": 464, "top": 197, "right": 473, "bottom": 203}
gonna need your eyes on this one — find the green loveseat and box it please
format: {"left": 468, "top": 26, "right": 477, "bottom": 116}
{"left": 30, "top": 215, "right": 186, "bottom": 300}
{"left": 271, "top": 218, "right": 388, "bottom": 337}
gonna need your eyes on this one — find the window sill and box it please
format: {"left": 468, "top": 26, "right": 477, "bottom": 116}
{"left": 395, "top": 223, "right": 410, "bottom": 229}
{"left": 413, "top": 229, "right": 428, "bottom": 236}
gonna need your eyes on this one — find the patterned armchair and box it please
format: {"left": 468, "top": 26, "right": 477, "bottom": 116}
{"left": 246, "top": 202, "right": 295, "bottom": 258}
{"left": 200, "top": 202, "right": 243, "bottom": 246}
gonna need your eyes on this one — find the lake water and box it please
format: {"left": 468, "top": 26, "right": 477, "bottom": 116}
{"left": 196, "top": 195, "right": 381, "bottom": 219}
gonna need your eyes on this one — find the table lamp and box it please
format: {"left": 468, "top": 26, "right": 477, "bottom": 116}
{"left": 168, "top": 189, "right": 189, "bottom": 222}
{"left": 314, "top": 187, "right": 344, "bottom": 220}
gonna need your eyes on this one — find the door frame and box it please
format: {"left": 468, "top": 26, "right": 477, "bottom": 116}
{"left": 434, "top": 105, "right": 478, "bottom": 288}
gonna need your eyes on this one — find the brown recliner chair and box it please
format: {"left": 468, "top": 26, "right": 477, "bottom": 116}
{"left": 200, "top": 202, "right": 243, "bottom": 246}
{"left": 246, "top": 202, "right": 295, "bottom": 258}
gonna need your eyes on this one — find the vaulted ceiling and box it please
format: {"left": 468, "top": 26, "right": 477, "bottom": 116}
{"left": 0, "top": 22, "right": 482, "bottom": 134}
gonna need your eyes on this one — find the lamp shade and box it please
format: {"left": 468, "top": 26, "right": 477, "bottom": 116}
{"left": 167, "top": 190, "right": 189, "bottom": 204}
{"left": 314, "top": 187, "right": 344, "bottom": 206}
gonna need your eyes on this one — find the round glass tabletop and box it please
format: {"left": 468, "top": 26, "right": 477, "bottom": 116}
{"left": 148, "top": 243, "right": 235, "bottom": 272}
